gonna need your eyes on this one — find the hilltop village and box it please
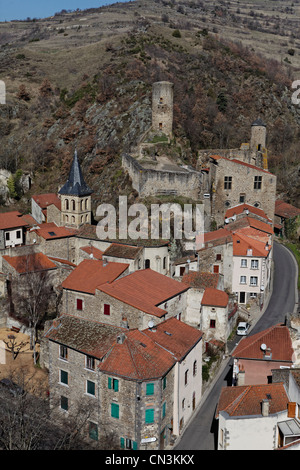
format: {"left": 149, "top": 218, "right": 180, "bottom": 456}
{"left": 1, "top": 81, "right": 300, "bottom": 451}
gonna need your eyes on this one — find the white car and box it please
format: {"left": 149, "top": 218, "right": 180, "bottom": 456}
{"left": 236, "top": 322, "right": 250, "bottom": 336}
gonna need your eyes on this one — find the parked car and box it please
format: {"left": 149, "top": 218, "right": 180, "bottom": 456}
{"left": 0, "top": 378, "right": 25, "bottom": 397}
{"left": 236, "top": 322, "right": 250, "bottom": 336}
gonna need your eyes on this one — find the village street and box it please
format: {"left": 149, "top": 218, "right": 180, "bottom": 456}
{"left": 175, "top": 241, "right": 298, "bottom": 451}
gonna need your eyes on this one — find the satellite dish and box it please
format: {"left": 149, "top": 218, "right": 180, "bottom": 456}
{"left": 261, "top": 343, "right": 267, "bottom": 351}
{"left": 148, "top": 320, "right": 154, "bottom": 329}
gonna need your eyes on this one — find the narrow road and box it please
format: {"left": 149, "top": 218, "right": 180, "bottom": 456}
{"left": 175, "top": 241, "right": 298, "bottom": 450}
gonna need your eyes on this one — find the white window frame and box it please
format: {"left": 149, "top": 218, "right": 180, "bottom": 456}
{"left": 240, "top": 275, "right": 246, "bottom": 284}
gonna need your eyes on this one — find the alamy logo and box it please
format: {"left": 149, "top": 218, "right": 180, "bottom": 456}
{"left": 96, "top": 196, "right": 204, "bottom": 249}
{"left": 0, "top": 80, "right": 6, "bottom": 104}
{"left": 291, "top": 80, "right": 300, "bottom": 105}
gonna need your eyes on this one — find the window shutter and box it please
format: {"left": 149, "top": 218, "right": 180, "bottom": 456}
{"left": 145, "top": 408, "right": 154, "bottom": 424}
{"left": 114, "top": 379, "right": 119, "bottom": 392}
{"left": 108, "top": 377, "right": 112, "bottom": 389}
{"left": 288, "top": 402, "right": 296, "bottom": 418}
{"left": 120, "top": 437, "right": 125, "bottom": 449}
{"left": 146, "top": 382, "right": 154, "bottom": 395}
{"left": 132, "top": 441, "right": 138, "bottom": 450}
{"left": 104, "top": 304, "right": 110, "bottom": 315}
{"left": 111, "top": 403, "right": 119, "bottom": 419}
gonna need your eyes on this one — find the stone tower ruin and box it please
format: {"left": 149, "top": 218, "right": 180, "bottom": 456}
{"left": 250, "top": 118, "right": 266, "bottom": 152}
{"left": 152, "top": 81, "right": 173, "bottom": 136}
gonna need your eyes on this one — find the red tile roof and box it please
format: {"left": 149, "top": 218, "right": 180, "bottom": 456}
{"left": 204, "top": 228, "right": 232, "bottom": 244}
{"left": 210, "top": 155, "right": 273, "bottom": 175}
{"left": 3, "top": 252, "right": 56, "bottom": 273}
{"left": 80, "top": 245, "right": 103, "bottom": 260}
{"left": 201, "top": 287, "right": 228, "bottom": 308}
{"left": 216, "top": 382, "right": 289, "bottom": 418}
{"left": 32, "top": 222, "right": 76, "bottom": 240}
{"left": 225, "top": 203, "right": 270, "bottom": 222}
{"left": 232, "top": 232, "right": 271, "bottom": 257}
{"left": 143, "top": 317, "right": 203, "bottom": 361}
{"left": 103, "top": 243, "right": 143, "bottom": 260}
{"left": 98, "top": 269, "right": 189, "bottom": 317}
{"left": 182, "top": 271, "right": 220, "bottom": 289}
{"left": 62, "top": 259, "right": 129, "bottom": 294}
{"left": 32, "top": 193, "right": 61, "bottom": 211}
{"left": 226, "top": 216, "right": 273, "bottom": 235}
{"left": 100, "top": 317, "right": 203, "bottom": 379}
{"left": 99, "top": 328, "right": 176, "bottom": 380}
{"left": 232, "top": 323, "right": 294, "bottom": 362}
{"left": 275, "top": 200, "right": 300, "bottom": 219}
{"left": 0, "top": 211, "right": 29, "bottom": 230}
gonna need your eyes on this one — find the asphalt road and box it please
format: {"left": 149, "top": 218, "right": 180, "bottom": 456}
{"left": 175, "top": 241, "right": 298, "bottom": 451}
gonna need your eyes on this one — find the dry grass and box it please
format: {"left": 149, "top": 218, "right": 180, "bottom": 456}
{"left": 0, "top": 327, "right": 49, "bottom": 397}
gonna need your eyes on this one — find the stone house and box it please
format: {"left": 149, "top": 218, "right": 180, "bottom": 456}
{"left": 62, "top": 263, "right": 189, "bottom": 330}
{"left": 216, "top": 382, "right": 298, "bottom": 450}
{"left": 43, "top": 314, "right": 203, "bottom": 450}
{"left": 274, "top": 199, "right": 300, "bottom": 238}
{"left": 232, "top": 323, "right": 294, "bottom": 386}
{"left": 0, "top": 211, "right": 29, "bottom": 250}
{"left": 31, "top": 193, "right": 61, "bottom": 225}
{"left": 231, "top": 230, "right": 273, "bottom": 306}
{"left": 208, "top": 155, "right": 276, "bottom": 228}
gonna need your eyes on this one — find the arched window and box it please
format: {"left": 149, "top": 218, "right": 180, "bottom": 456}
{"left": 71, "top": 199, "right": 75, "bottom": 211}
{"left": 81, "top": 199, "right": 84, "bottom": 211}
{"left": 65, "top": 199, "right": 69, "bottom": 210}
{"left": 85, "top": 198, "right": 88, "bottom": 210}
{"left": 65, "top": 215, "right": 69, "bottom": 222}
{"left": 71, "top": 216, "right": 75, "bottom": 224}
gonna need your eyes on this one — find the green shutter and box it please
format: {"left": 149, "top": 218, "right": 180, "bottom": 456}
{"left": 87, "top": 380, "right": 95, "bottom": 395}
{"left": 146, "top": 382, "right": 154, "bottom": 395}
{"left": 120, "top": 437, "right": 125, "bottom": 449}
{"left": 132, "top": 441, "right": 138, "bottom": 450}
{"left": 114, "top": 379, "right": 119, "bottom": 392}
{"left": 162, "top": 402, "right": 166, "bottom": 418}
{"left": 108, "top": 377, "right": 112, "bottom": 389}
{"left": 145, "top": 408, "right": 154, "bottom": 424}
{"left": 111, "top": 403, "right": 119, "bottom": 419}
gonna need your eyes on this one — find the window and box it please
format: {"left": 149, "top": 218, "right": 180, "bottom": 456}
{"left": 108, "top": 377, "right": 119, "bottom": 392}
{"left": 111, "top": 403, "right": 119, "bottom": 419}
{"left": 104, "top": 304, "right": 110, "bottom": 316}
{"left": 145, "top": 259, "right": 150, "bottom": 269}
{"left": 71, "top": 199, "right": 75, "bottom": 211}
{"left": 216, "top": 254, "right": 222, "bottom": 261}
{"left": 16, "top": 230, "right": 21, "bottom": 239}
{"left": 59, "top": 345, "right": 68, "bottom": 361}
{"left": 239, "top": 193, "right": 245, "bottom": 203}
{"left": 145, "top": 408, "right": 154, "bottom": 424}
{"left": 86, "top": 355, "right": 95, "bottom": 370}
{"left": 162, "top": 376, "right": 167, "bottom": 390}
{"left": 193, "top": 360, "right": 197, "bottom": 376}
{"left": 254, "top": 176, "right": 262, "bottom": 189}
{"left": 5, "top": 232, "right": 10, "bottom": 241}
{"left": 251, "top": 259, "right": 259, "bottom": 269}
{"left": 184, "top": 370, "right": 188, "bottom": 386}
{"left": 60, "top": 370, "right": 68, "bottom": 385}
{"left": 182, "top": 398, "right": 185, "bottom": 409}
{"left": 89, "top": 422, "right": 98, "bottom": 441}
{"left": 241, "top": 259, "right": 247, "bottom": 268}
{"left": 250, "top": 276, "right": 258, "bottom": 286}
{"left": 65, "top": 199, "right": 69, "bottom": 210}
{"left": 120, "top": 438, "right": 138, "bottom": 450}
{"left": 76, "top": 299, "right": 83, "bottom": 311}
{"left": 240, "top": 276, "right": 246, "bottom": 284}
{"left": 163, "top": 257, "right": 166, "bottom": 270}
{"left": 60, "top": 396, "right": 68, "bottom": 411}
{"left": 146, "top": 383, "right": 154, "bottom": 396}
{"left": 224, "top": 176, "right": 232, "bottom": 190}
{"left": 210, "top": 319, "right": 216, "bottom": 328}
{"left": 162, "top": 402, "right": 166, "bottom": 419}
{"left": 86, "top": 380, "right": 95, "bottom": 396}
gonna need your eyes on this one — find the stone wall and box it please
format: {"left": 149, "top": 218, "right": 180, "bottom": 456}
{"left": 152, "top": 81, "right": 173, "bottom": 136}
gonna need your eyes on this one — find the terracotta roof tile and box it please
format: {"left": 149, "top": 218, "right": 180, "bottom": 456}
{"left": 232, "top": 323, "right": 294, "bottom": 362}
{"left": 3, "top": 252, "right": 56, "bottom": 273}
{"left": 0, "top": 211, "right": 29, "bottom": 230}
{"left": 32, "top": 193, "right": 61, "bottom": 211}
{"left": 80, "top": 245, "right": 103, "bottom": 260}
{"left": 232, "top": 232, "right": 271, "bottom": 257}
{"left": 103, "top": 243, "right": 143, "bottom": 260}
{"left": 201, "top": 287, "right": 228, "bottom": 308}
{"left": 33, "top": 222, "right": 76, "bottom": 240}
{"left": 226, "top": 216, "right": 273, "bottom": 235}
{"left": 98, "top": 269, "right": 189, "bottom": 317}
{"left": 225, "top": 203, "right": 270, "bottom": 221}
{"left": 62, "top": 259, "right": 129, "bottom": 294}
{"left": 210, "top": 154, "right": 273, "bottom": 175}
{"left": 182, "top": 271, "right": 220, "bottom": 289}
{"left": 275, "top": 200, "right": 300, "bottom": 219}
{"left": 216, "top": 383, "right": 289, "bottom": 418}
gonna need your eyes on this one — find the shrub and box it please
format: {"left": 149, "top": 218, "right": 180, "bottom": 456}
{"left": 172, "top": 29, "right": 181, "bottom": 38}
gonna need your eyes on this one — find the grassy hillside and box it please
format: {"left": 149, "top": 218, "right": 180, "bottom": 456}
{"left": 0, "top": 0, "right": 300, "bottom": 214}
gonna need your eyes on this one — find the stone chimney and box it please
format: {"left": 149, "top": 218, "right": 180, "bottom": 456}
{"left": 237, "top": 365, "right": 245, "bottom": 386}
{"left": 262, "top": 399, "right": 270, "bottom": 417}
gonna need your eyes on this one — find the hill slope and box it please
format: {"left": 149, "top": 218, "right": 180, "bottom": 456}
{"left": 0, "top": 0, "right": 299, "bottom": 213}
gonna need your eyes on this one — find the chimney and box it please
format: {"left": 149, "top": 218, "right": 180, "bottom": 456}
{"left": 237, "top": 365, "right": 245, "bottom": 386}
{"left": 262, "top": 399, "right": 270, "bottom": 417}
{"left": 103, "top": 257, "right": 108, "bottom": 267}
{"left": 117, "top": 333, "right": 126, "bottom": 344}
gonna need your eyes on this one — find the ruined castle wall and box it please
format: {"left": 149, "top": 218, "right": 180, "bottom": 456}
{"left": 122, "top": 154, "right": 201, "bottom": 199}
